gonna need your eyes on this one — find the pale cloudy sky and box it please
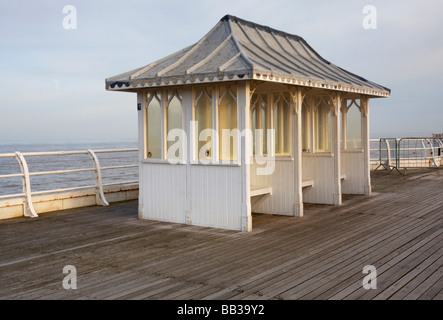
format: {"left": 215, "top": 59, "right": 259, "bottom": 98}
{"left": 0, "top": 0, "right": 442, "bottom": 143}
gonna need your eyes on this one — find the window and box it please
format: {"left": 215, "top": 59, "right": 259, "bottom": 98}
{"left": 315, "top": 98, "right": 332, "bottom": 152}
{"left": 345, "top": 100, "right": 362, "bottom": 149}
{"left": 273, "top": 92, "right": 291, "bottom": 156}
{"left": 302, "top": 102, "right": 311, "bottom": 152}
{"left": 194, "top": 87, "right": 213, "bottom": 160}
{"left": 146, "top": 91, "right": 162, "bottom": 158}
{"left": 218, "top": 85, "right": 238, "bottom": 161}
{"left": 166, "top": 90, "right": 183, "bottom": 159}
{"left": 251, "top": 93, "right": 269, "bottom": 156}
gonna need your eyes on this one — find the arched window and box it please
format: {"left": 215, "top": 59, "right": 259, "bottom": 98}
{"left": 346, "top": 100, "right": 362, "bottom": 149}
{"left": 218, "top": 85, "right": 238, "bottom": 161}
{"left": 315, "top": 98, "right": 332, "bottom": 152}
{"left": 273, "top": 92, "right": 291, "bottom": 156}
{"left": 302, "top": 102, "right": 311, "bottom": 152}
{"left": 146, "top": 91, "right": 162, "bottom": 158}
{"left": 194, "top": 87, "right": 213, "bottom": 160}
{"left": 167, "top": 90, "right": 183, "bottom": 159}
{"left": 251, "top": 93, "right": 269, "bottom": 156}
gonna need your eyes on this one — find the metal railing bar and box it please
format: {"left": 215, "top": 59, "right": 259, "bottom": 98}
{"left": 18, "top": 151, "right": 90, "bottom": 157}
{"left": 0, "top": 153, "right": 17, "bottom": 158}
{"left": 0, "top": 193, "right": 25, "bottom": 200}
{"left": 28, "top": 168, "right": 96, "bottom": 176}
{"left": 0, "top": 173, "right": 24, "bottom": 179}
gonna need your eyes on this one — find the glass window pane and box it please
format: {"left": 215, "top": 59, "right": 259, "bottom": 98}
{"left": 261, "top": 94, "right": 268, "bottom": 156}
{"left": 146, "top": 95, "right": 162, "bottom": 158}
{"left": 302, "top": 102, "right": 310, "bottom": 152}
{"left": 219, "top": 87, "right": 237, "bottom": 161}
{"left": 251, "top": 93, "right": 268, "bottom": 156}
{"left": 167, "top": 94, "right": 182, "bottom": 159}
{"left": 274, "top": 103, "right": 280, "bottom": 154}
{"left": 274, "top": 93, "right": 291, "bottom": 156}
{"left": 283, "top": 98, "right": 291, "bottom": 155}
{"left": 315, "top": 102, "right": 331, "bottom": 152}
{"left": 195, "top": 88, "right": 213, "bottom": 160}
{"left": 346, "top": 103, "right": 362, "bottom": 149}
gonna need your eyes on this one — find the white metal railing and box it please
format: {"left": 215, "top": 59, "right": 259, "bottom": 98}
{"left": 370, "top": 138, "right": 443, "bottom": 173}
{"left": 0, "top": 148, "right": 138, "bottom": 217}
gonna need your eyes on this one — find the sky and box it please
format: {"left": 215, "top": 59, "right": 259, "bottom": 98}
{"left": 0, "top": 0, "right": 442, "bottom": 144}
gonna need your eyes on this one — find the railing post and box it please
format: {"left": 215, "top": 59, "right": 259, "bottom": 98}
{"left": 87, "top": 149, "right": 109, "bottom": 206}
{"left": 14, "top": 152, "right": 38, "bottom": 218}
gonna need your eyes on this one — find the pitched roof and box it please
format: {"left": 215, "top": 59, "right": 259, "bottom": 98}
{"left": 106, "top": 15, "right": 390, "bottom": 97}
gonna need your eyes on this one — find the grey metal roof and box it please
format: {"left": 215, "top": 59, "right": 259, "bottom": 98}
{"left": 106, "top": 15, "right": 390, "bottom": 97}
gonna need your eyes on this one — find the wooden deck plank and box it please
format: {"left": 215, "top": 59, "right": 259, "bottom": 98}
{"left": 388, "top": 255, "right": 443, "bottom": 300}
{"left": 0, "top": 168, "right": 441, "bottom": 300}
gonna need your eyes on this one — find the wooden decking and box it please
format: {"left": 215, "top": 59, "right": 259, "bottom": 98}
{"left": 0, "top": 169, "right": 442, "bottom": 300}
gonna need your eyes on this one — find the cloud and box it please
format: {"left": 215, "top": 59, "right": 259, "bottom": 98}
{"left": 1, "top": 0, "right": 442, "bottom": 142}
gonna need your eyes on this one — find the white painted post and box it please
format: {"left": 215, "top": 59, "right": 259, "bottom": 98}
{"left": 238, "top": 81, "right": 252, "bottom": 232}
{"left": 183, "top": 87, "right": 193, "bottom": 224}
{"left": 87, "top": 149, "right": 109, "bottom": 206}
{"left": 291, "top": 86, "right": 303, "bottom": 217}
{"left": 361, "top": 97, "right": 372, "bottom": 196}
{"left": 332, "top": 94, "right": 342, "bottom": 205}
{"left": 14, "top": 152, "right": 38, "bottom": 218}
{"left": 137, "top": 91, "right": 146, "bottom": 219}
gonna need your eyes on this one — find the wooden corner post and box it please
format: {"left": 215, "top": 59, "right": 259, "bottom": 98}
{"left": 361, "top": 96, "right": 372, "bottom": 196}
{"left": 238, "top": 81, "right": 252, "bottom": 232}
{"left": 289, "top": 86, "right": 303, "bottom": 217}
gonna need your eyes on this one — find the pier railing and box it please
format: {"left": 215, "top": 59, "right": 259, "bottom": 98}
{"left": 370, "top": 138, "right": 443, "bottom": 174}
{"left": 0, "top": 148, "right": 138, "bottom": 218}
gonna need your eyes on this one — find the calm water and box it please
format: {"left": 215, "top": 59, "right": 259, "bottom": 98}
{"left": 0, "top": 141, "right": 138, "bottom": 196}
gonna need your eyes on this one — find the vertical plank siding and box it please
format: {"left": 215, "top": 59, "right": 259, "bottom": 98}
{"left": 142, "top": 164, "right": 187, "bottom": 224}
{"left": 190, "top": 165, "right": 242, "bottom": 230}
{"left": 341, "top": 151, "right": 365, "bottom": 195}
{"left": 142, "top": 163, "right": 242, "bottom": 230}
{"left": 302, "top": 155, "right": 335, "bottom": 204}
{"left": 251, "top": 160, "right": 295, "bottom": 216}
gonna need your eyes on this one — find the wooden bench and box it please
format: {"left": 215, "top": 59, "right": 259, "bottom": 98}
{"left": 302, "top": 179, "right": 314, "bottom": 188}
{"left": 250, "top": 185, "right": 272, "bottom": 197}
{"left": 250, "top": 185, "right": 272, "bottom": 211}
{"left": 302, "top": 174, "right": 345, "bottom": 190}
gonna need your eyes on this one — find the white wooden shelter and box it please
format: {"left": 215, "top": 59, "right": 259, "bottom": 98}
{"left": 106, "top": 15, "right": 390, "bottom": 231}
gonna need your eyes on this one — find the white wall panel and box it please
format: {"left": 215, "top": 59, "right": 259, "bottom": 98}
{"left": 190, "top": 165, "right": 242, "bottom": 230}
{"left": 250, "top": 159, "right": 295, "bottom": 216}
{"left": 341, "top": 151, "right": 365, "bottom": 194}
{"left": 302, "top": 155, "right": 335, "bottom": 204}
{"left": 142, "top": 163, "right": 187, "bottom": 223}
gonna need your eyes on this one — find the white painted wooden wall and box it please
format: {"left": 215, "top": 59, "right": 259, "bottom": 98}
{"left": 341, "top": 151, "right": 365, "bottom": 195}
{"left": 302, "top": 154, "right": 336, "bottom": 205}
{"left": 140, "top": 163, "right": 243, "bottom": 230}
{"left": 250, "top": 160, "right": 295, "bottom": 216}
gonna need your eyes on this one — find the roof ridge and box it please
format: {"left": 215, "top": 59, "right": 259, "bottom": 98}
{"left": 221, "top": 14, "right": 304, "bottom": 43}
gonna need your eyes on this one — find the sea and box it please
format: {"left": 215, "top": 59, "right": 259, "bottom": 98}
{"left": 1, "top": 138, "right": 441, "bottom": 197}
{"left": 0, "top": 141, "right": 139, "bottom": 197}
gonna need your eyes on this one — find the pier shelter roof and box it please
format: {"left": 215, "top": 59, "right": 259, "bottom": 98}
{"left": 106, "top": 15, "right": 390, "bottom": 98}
